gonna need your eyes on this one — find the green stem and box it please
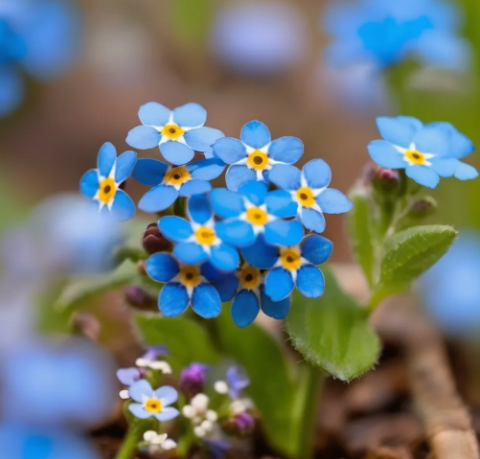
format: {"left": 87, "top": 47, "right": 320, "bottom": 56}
{"left": 115, "top": 422, "right": 144, "bottom": 459}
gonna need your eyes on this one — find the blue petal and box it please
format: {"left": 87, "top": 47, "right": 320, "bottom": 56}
{"left": 216, "top": 220, "right": 256, "bottom": 248}
{"left": 210, "top": 188, "right": 245, "bottom": 218}
{"left": 187, "top": 194, "right": 212, "bottom": 224}
{"left": 184, "top": 127, "right": 225, "bottom": 152}
{"left": 192, "top": 284, "right": 222, "bottom": 318}
{"left": 368, "top": 140, "right": 407, "bottom": 169}
{"left": 296, "top": 265, "right": 325, "bottom": 298}
{"left": 405, "top": 165, "right": 440, "bottom": 189}
{"left": 213, "top": 138, "right": 247, "bottom": 164}
{"left": 239, "top": 180, "right": 268, "bottom": 206}
{"left": 79, "top": 170, "right": 99, "bottom": 198}
{"left": 159, "top": 216, "right": 193, "bottom": 242}
{"left": 179, "top": 180, "right": 211, "bottom": 197}
{"left": 173, "top": 103, "right": 207, "bottom": 127}
{"left": 376, "top": 116, "right": 422, "bottom": 148}
{"left": 201, "top": 263, "right": 239, "bottom": 301}
{"left": 264, "top": 220, "right": 304, "bottom": 246}
{"left": 97, "top": 142, "right": 117, "bottom": 177}
{"left": 231, "top": 290, "right": 260, "bottom": 328}
{"left": 241, "top": 120, "right": 271, "bottom": 148}
{"left": 269, "top": 137, "right": 304, "bottom": 164}
{"left": 264, "top": 268, "right": 294, "bottom": 301}
{"left": 455, "top": 162, "right": 479, "bottom": 180}
{"left": 187, "top": 158, "right": 225, "bottom": 180}
{"left": 430, "top": 158, "right": 458, "bottom": 178}
{"left": 111, "top": 190, "right": 135, "bottom": 221}
{"left": 269, "top": 165, "right": 301, "bottom": 190}
{"left": 225, "top": 165, "right": 257, "bottom": 192}
{"left": 429, "top": 122, "right": 475, "bottom": 160}
{"left": 316, "top": 189, "right": 352, "bottom": 214}
{"left": 145, "top": 253, "right": 179, "bottom": 283}
{"left": 155, "top": 407, "right": 180, "bottom": 422}
{"left": 174, "top": 242, "right": 209, "bottom": 264}
{"left": 159, "top": 283, "right": 189, "bottom": 317}
{"left": 265, "top": 190, "right": 298, "bottom": 217}
{"left": 241, "top": 235, "right": 278, "bottom": 269}
{"left": 0, "top": 65, "right": 23, "bottom": 117}
{"left": 301, "top": 235, "right": 333, "bottom": 265}
{"left": 300, "top": 208, "right": 326, "bottom": 233}
{"left": 132, "top": 158, "right": 168, "bottom": 186}
{"left": 139, "top": 185, "right": 178, "bottom": 213}
{"left": 129, "top": 380, "right": 153, "bottom": 402}
{"left": 412, "top": 127, "right": 449, "bottom": 156}
{"left": 126, "top": 126, "right": 161, "bottom": 150}
{"left": 160, "top": 141, "right": 194, "bottom": 166}
{"left": 210, "top": 243, "right": 239, "bottom": 271}
{"left": 115, "top": 151, "right": 137, "bottom": 183}
{"left": 303, "top": 159, "right": 332, "bottom": 189}
{"left": 155, "top": 386, "right": 178, "bottom": 405}
{"left": 129, "top": 403, "right": 152, "bottom": 419}
{"left": 260, "top": 286, "right": 291, "bottom": 320}
{"left": 139, "top": 102, "right": 171, "bottom": 126}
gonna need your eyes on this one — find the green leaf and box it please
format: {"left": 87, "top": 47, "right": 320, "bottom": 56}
{"left": 285, "top": 265, "right": 380, "bottom": 383}
{"left": 347, "top": 189, "right": 376, "bottom": 286}
{"left": 215, "top": 310, "right": 299, "bottom": 457}
{"left": 135, "top": 314, "right": 221, "bottom": 369}
{"left": 372, "top": 224, "right": 457, "bottom": 304}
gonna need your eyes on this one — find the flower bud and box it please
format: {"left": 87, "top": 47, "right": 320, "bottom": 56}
{"left": 222, "top": 412, "right": 255, "bottom": 437}
{"left": 142, "top": 223, "right": 171, "bottom": 254}
{"left": 179, "top": 363, "right": 208, "bottom": 397}
{"left": 407, "top": 196, "right": 438, "bottom": 219}
{"left": 124, "top": 286, "right": 157, "bottom": 310}
{"left": 372, "top": 167, "right": 401, "bottom": 194}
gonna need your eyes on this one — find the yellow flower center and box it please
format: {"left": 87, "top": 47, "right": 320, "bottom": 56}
{"left": 279, "top": 248, "right": 302, "bottom": 271}
{"left": 164, "top": 166, "right": 191, "bottom": 186}
{"left": 195, "top": 226, "right": 216, "bottom": 246}
{"left": 246, "top": 150, "right": 269, "bottom": 171}
{"left": 98, "top": 177, "right": 117, "bottom": 204}
{"left": 179, "top": 265, "right": 201, "bottom": 288}
{"left": 144, "top": 398, "right": 162, "bottom": 413}
{"left": 245, "top": 206, "right": 269, "bottom": 226}
{"left": 161, "top": 124, "right": 185, "bottom": 140}
{"left": 404, "top": 149, "right": 427, "bottom": 165}
{"left": 295, "top": 187, "right": 315, "bottom": 208}
{"left": 238, "top": 265, "right": 261, "bottom": 290}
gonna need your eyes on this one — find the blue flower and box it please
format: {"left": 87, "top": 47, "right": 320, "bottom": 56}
{"left": 133, "top": 157, "right": 225, "bottom": 212}
{"left": 80, "top": 142, "right": 137, "bottom": 221}
{"left": 145, "top": 252, "right": 225, "bottom": 319}
{"left": 128, "top": 380, "right": 180, "bottom": 421}
{"left": 117, "top": 368, "right": 143, "bottom": 386}
{"left": 242, "top": 235, "right": 333, "bottom": 301}
{"left": 126, "top": 102, "right": 224, "bottom": 166}
{"left": 324, "top": 0, "right": 471, "bottom": 70}
{"left": 211, "top": 180, "right": 303, "bottom": 248}
{"left": 368, "top": 116, "right": 478, "bottom": 188}
{"left": 213, "top": 120, "right": 303, "bottom": 192}
{"left": 225, "top": 367, "right": 249, "bottom": 399}
{"left": 268, "top": 159, "right": 352, "bottom": 233}
{"left": 159, "top": 194, "right": 239, "bottom": 272}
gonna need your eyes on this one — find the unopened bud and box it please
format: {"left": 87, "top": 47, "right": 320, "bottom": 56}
{"left": 222, "top": 412, "right": 255, "bottom": 437}
{"left": 142, "top": 223, "right": 171, "bottom": 254}
{"left": 179, "top": 363, "right": 208, "bottom": 397}
{"left": 71, "top": 312, "right": 101, "bottom": 341}
{"left": 407, "top": 196, "right": 438, "bottom": 219}
{"left": 124, "top": 286, "right": 156, "bottom": 310}
{"left": 372, "top": 167, "right": 401, "bottom": 194}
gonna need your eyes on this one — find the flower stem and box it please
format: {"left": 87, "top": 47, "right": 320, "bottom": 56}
{"left": 115, "top": 421, "right": 144, "bottom": 459}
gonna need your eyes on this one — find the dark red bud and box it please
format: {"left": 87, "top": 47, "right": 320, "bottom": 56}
{"left": 142, "top": 223, "right": 171, "bottom": 254}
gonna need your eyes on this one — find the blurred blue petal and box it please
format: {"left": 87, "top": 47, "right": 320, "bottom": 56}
{"left": 303, "top": 159, "right": 332, "bottom": 189}
{"left": 376, "top": 116, "right": 421, "bottom": 148}
{"left": 179, "top": 180, "right": 211, "bottom": 197}
{"left": 231, "top": 290, "right": 259, "bottom": 328}
{"left": 265, "top": 190, "right": 297, "bottom": 217}
{"left": 210, "top": 243, "right": 239, "bottom": 271}
{"left": 367, "top": 139, "right": 407, "bottom": 169}
{"left": 213, "top": 138, "right": 247, "bottom": 164}
{"left": 455, "top": 162, "right": 478, "bottom": 180}
{"left": 139, "top": 185, "right": 178, "bottom": 213}
{"left": 187, "top": 194, "right": 212, "bottom": 224}
{"left": 184, "top": 127, "right": 225, "bottom": 152}
{"left": 412, "top": 126, "right": 449, "bottom": 156}
{"left": 296, "top": 265, "right": 325, "bottom": 298}
{"left": 160, "top": 141, "right": 194, "bottom": 166}
{"left": 97, "top": 142, "right": 116, "bottom": 177}
{"left": 216, "top": 220, "right": 255, "bottom": 248}
{"left": 429, "top": 122, "right": 474, "bottom": 159}
{"left": 405, "top": 165, "right": 440, "bottom": 188}
{"left": 264, "top": 267, "right": 294, "bottom": 301}
{"left": 225, "top": 165, "right": 256, "bottom": 192}
{"left": 260, "top": 286, "right": 291, "bottom": 319}
{"left": 316, "top": 189, "right": 352, "bottom": 214}
{"left": 115, "top": 151, "right": 137, "bottom": 183}
{"left": 430, "top": 157, "right": 458, "bottom": 177}
{"left": 0, "top": 65, "right": 23, "bottom": 117}
{"left": 159, "top": 216, "right": 193, "bottom": 242}
{"left": 210, "top": 188, "right": 245, "bottom": 218}
{"left": 79, "top": 169, "right": 98, "bottom": 198}
{"left": 269, "top": 164, "right": 301, "bottom": 190}
{"left": 174, "top": 242, "right": 208, "bottom": 265}
{"left": 300, "top": 208, "right": 326, "bottom": 233}
{"left": 188, "top": 158, "right": 225, "bottom": 180}
{"left": 111, "top": 189, "right": 136, "bottom": 221}
{"left": 268, "top": 137, "right": 303, "bottom": 164}
{"left": 239, "top": 180, "right": 268, "bottom": 205}
{"left": 155, "top": 407, "right": 180, "bottom": 422}
{"left": 264, "top": 220, "right": 303, "bottom": 246}
{"left": 173, "top": 103, "right": 207, "bottom": 127}
{"left": 241, "top": 235, "right": 278, "bottom": 269}
{"left": 154, "top": 386, "right": 178, "bottom": 405}
{"left": 301, "top": 235, "right": 333, "bottom": 265}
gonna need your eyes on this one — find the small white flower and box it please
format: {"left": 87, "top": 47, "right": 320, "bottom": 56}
{"left": 214, "top": 380, "right": 229, "bottom": 394}
{"left": 136, "top": 358, "right": 172, "bottom": 374}
{"left": 119, "top": 389, "right": 130, "bottom": 400}
{"left": 143, "top": 431, "right": 177, "bottom": 452}
{"left": 230, "top": 398, "right": 253, "bottom": 415}
{"left": 182, "top": 393, "right": 219, "bottom": 438}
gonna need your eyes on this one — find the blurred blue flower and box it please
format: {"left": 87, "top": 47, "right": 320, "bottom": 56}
{"left": 226, "top": 367, "right": 249, "bottom": 399}
{"left": 126, "top": 102, "right": 224, "bottom": 166}
{"left": 0, "top": 0, "right": 80, "bottom": 117}
{"left": 211, "top": 181, "right": 303, "bottom": 249}
{"left": 180, "top": 363, "right": 208, "bottom": 397}
{"left": 419, "top": 231, "right": 480, "bottom": 336}
{"left": 268, "top": 159, "right": 352, "bottom": 233}
{"left": 128, "top": 381, "right": 180, "bottom": 421}
{"left": 1, "top": 338, "right": 116, "bottom": 429}
{"left": 159, "top": 194, "right": 239, "bottom": 272}
{"left": 210, "top": 1, "right": 308, "bottom": 77}
{"left": 80, "top": 142, "right": 137, "bottom": 221}
{"left": 117, "top": 368, "right": 144, "bottom": 386}
{"left": 368, "top": 116, "right": 478, "bottom": 188}
{"left": 145, "top": 252, "right": 224, "bottom": 319}
{"left": 242, "top": 235, "right": 333, "bottom": 301}
{"left": 133, "top": 158, "right": 225, "bottom": 213}
{"left": 213, "top": 120, "right": 304, "bottom": 192}
{"left": 323, "top": 0, "right": 471, "bottom": 70}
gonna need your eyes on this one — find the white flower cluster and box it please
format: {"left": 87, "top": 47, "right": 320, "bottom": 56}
{"left": 143, "top": 431, "right": 177, "bottom": 453}
{"left": 182, "top": 393, "right": 218, "bottom": 438}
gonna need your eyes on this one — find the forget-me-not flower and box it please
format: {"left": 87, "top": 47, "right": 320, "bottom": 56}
{"left": 126, "top": 102, "right": 224, "bottom": 166}
{"left": 133, "top": 157, "right": 225, "bottom": 212}
{"left": 242, "top": 235, "right": 333, "bottom": 301}
{"left": 211, "top": 180, "right": 303, "bottom": 248}
{"left": 80, "top": 142, "right": 137, "bottom": 220}
{"left": 368, "top": 116, "right": 478, "bottom": 188}
{"left": 128, "top": 380, "right": 180, "bottom": 421}
{"left": 323, "top": 0, "right": 471, "bottom": 71}
{"left": 214, "top": 366, "right": 250, "bottom": 399}
{"left": 159, "top": 194, "right": 239, "bottom": 272}
{"left": 213, "top": 120, "right": 303, "bottom": 192}
{"left": 268, "top": 159, "right": 353, "bottom": 233}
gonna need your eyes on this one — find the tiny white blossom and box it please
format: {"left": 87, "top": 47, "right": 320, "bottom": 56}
{"left": 231, "top": 398, "right": 253, "bottom": 415}
{"left": 214, "top": 380, "right": 229, "bottom": 394}
{"left": 143, "top": 431, "right": 177, "bottom": 453}
{"left": 182, "top": 393, "right": 219, "bottom": 438}
{"left": 119, "top": 389, "right": 130, "bottom": 400}
{"left": 136, "top": 358, "right": 172, "bottom": 374}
